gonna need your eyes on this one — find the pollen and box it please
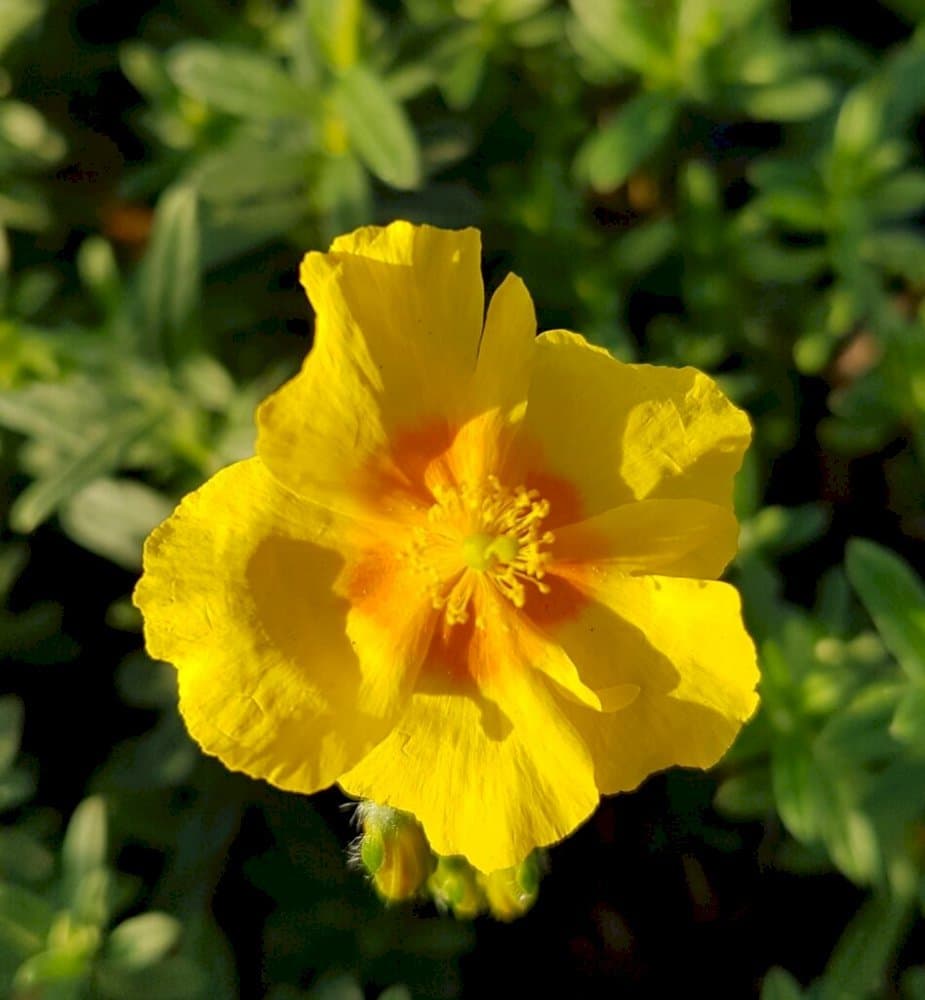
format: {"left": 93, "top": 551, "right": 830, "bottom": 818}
{"left": 407, "top": 475, "right": 555, "bottom": 625}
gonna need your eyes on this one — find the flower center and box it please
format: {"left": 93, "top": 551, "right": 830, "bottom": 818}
{"left": 461, "top": 533, "right": 520, "bottom": 571}
{"left": 409, "top": 476, "right": 555, "bottom": 626}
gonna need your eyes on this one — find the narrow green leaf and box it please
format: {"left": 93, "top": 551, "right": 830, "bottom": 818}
{"left": 9, "top": 414, "right": 157, "bottom": 534}
{"left": 59, "top": 479, "right": 173, "bottom": 571}
{"left": 818, "top": 895, "right": 912, "bottom": 1000}
{"left": 106, "top": 913, "right": 182, "bottom": 971}
{"left": 62, "top": 797, "right": 107, "bottom": 885}
{"left": 570, "top": 0, "right": 673, "bottom": 78}
{"left": 861, "top": 229, "right": 925, "bottom": 282}
{"left": 890, "top": 687, "right": 925, "bottom": 750}
{"left": 191, "top": 144, "right": 313, "bottom": 206}
{"left": 714, "top": 771, "right": 775, "bottom": 820}
{"left": 0, "top": 769, "right": 35, "bottom": 812}
{"left": 335, "top": 65, "right": 422, "bottom": 190}
{"left": 771, "top": 739, "right": 823, "bottom": 843}
{"left": 761, "top": 967, "right": 804, "bottom": 1000}
{"left": 0, "top": 882, "right": 54, "bottom": 958}
{"left": 139, "top": 185, "right": 201, "bottom": 362}
{"left": 0, "top": 696, "right": 23, "bottom": 772}
{"left": 305, "top": 0, "right": 362, "bottom": 72}
{"left": 0, "top": 0, "right": 44, "bottom": 57}
{"left": 115, "top": 653, "right": 177, "bottom": 710}
{"left": 846, "top": 539, "right": 925, "bottom": 682}
{"left": 94, "top": 955, "right": 209, "bottom": 1000}
{"left": 14, "top": 947, "right": 95, "bottom": 991}
{"left": 0, "top": 827, "right": 54, "bottom": 882}
{"left": 316, "top": 152, "right": 372, "bottom": 241}
{"left": 574, "top": 90, "right": 678, "bottom": 192}
{"left": 869, "top": 170, "right": 925, "bottom": 221}
{"left": 741, "top": 77, "right": 835, "bottom": 122}
{"left": 750, "top": 189, "right": 827, "bottom": 232}
{"left": 741, "top": 505, "right": 830, "bottom": 556}
{"left": 833, "top": 84, "right": 882, "bottom": 162}
{"left": 0, "top": 381, "right": 96, "bottom": 447}
{"left": 168, "top": 42, "right": 314, "bottom": 119}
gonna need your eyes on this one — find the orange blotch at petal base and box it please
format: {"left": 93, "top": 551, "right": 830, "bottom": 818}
{"left": 346, "top": 414, "right": 594, "bottom": 689}
{"left": 134, "top": 220, "right": 760, "bottom": 874}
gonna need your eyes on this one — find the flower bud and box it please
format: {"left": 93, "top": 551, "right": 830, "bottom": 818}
{"left": 428, "top": 856, "right": 485, "bottom": 919}
{"left": 477, "top": 851, "right": 543, "bottom": 921}
{"left": 356, "top": 803, "right": 434, "bottom": 902}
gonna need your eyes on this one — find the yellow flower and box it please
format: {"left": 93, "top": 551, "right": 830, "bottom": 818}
{"left": 134, "top": 221, "right": 758, "bottom": 874}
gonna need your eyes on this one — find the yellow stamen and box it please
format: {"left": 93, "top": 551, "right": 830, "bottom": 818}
{"left": 407, "top": 476, "right": 554, "bottom": 625}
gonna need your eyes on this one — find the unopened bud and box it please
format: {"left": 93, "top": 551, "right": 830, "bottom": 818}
{"left": 477, "top": 851, "right": 543, "bottom": 921}
{"left": 356, "top": 803, "right": 434, "bottom": 902}
{"left": 428, "top": 856, "right": 485, "bottom": 919}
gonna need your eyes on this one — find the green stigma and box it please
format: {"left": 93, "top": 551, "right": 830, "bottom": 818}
{"left": 462, "top": 533, "right": 519, "bottom": 571}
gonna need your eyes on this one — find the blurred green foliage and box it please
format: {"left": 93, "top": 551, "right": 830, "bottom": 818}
{"left": 3, "top": 0, "right": 925, "bottom": 995}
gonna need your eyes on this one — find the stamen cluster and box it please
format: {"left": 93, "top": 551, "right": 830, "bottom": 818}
{"left": 407, "top": 475, "right": 555, "bottom": 626}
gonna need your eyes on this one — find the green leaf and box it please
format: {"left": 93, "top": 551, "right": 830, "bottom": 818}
{"left": 570, "top": 0, "right": 673, "bottom": 79}
{"left": 191, "top": 144, "right": 313, "bottom": 206}
{"left": 741, "top": 77, "right": 836, "bottom": 122}
{"left": 0, "top": 0, "right": 45, "bottom": 57}
{"left": 315, "top": 152, "right": 373, "bottom": 242}
{"left": 168, "top": 42, "right": 314, "bottom": 119}
{"left": 0, "top": 696, "right": 23, "bottom": 772}
{"left": 574, "top": 90, "right": 678, "bottom": 192}
{"left": 818, "top": 683, "right": 903, "bottom": 765}
{"left": 139, "top": 185, "right": 201, "bottom": 362}
{"left": 714, "top": 771, "right": 775, "bottom": 820}
{"left": 94, "top": 955, "right": 209, "bottom": 1000}
{"left": 611, "top": 218, "right": 677, "bottom": 275}
{"left": 9, "top": 414, "right": 158, "bottom": 533}
{"left": 0, "top": 882, "right": 54, "bottom": 958}
{"left": 818, "top": 895, "right": 912, "bottom": 1000}
{"left": 305, "top": 0, "right": 362, "bottom": 72}
{"left": 833, "top": 84, "right": 882, "bottom": 163}
{"left": 0, "top": 827, "right": 54, "bottom": 882}
{"left": 761, "top": 967, "right": 804, "bottom": 1000}
{"left": 0, "top": 768, "right": 35, "bottom": 812}
{"left": 869, "top": 170, "right": 925, "bottom": 221}
{"left": 890, "top": 687, "right": 925, "bottom": 750}
{"left": 309, "top": 973, "right": 365, "bottom": 1000}
{"left": 14, "top": 947, "right": 95, "bottom": 993}
{"left": 115, "top": 653, "right": 177, "bottom": 710}
{"left": 59, "top": 479, "right": 173, "bottom": 571}
{"left": 771, "top": 739, "right": 824, "bottom": 843}
{"left": 0, "top": 381, "right": 94, "bottom": 447}
{"left": 335, "top": 65, "right": 422, "bottom": 190}
{"left": 861, "top": 229, "right": 925, "bottom": 282}
{"left": 741, "top": 505, "right": 830, "bottom": 556}
{"left": 846, "top": 539, "right": 925, "bottom": 682}
{"left": 76, "top": 236, "right": 121, "bottom": 317}
{"left": 750, "top": 189, "right": 826, "bottom": 232}
{"left": 106, "top": 913, "right": 182, "bottom": 971}
{"left": 434, "top": 29, "right": 486, "bottom": 111}
{"left": 62, "top": 797, "right": 107, "bottom": 886}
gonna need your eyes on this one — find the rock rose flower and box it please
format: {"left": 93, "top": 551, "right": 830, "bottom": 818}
{"left": 134, "top": 221, "right": 758, "bottom": 873}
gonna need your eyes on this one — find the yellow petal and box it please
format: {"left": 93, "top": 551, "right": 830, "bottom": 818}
{"left": 257, "top": 223, "right": 484, "bottom": 512}
{"left": 543, "top": 570, "right": 759, "bottom": 793}
{"left": 552, "top": 498, "right": 739, "bottom": 579}
{"left": 567, "top": 688, "right": 752, "bottom": 795}
{"left": 133, "top": 458, "right": 423, "bottom": 793}
{"left": 519, "top": 331, "right": 751, "bottom": 520}
{"left": 472, "top": 273, "right": 536, "bottom": 420}
{"left": 341, "top": 590, "right": 599, "bottom": 872}
{"left": 340, "top": 681, "right": 599, "bottom": 873}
